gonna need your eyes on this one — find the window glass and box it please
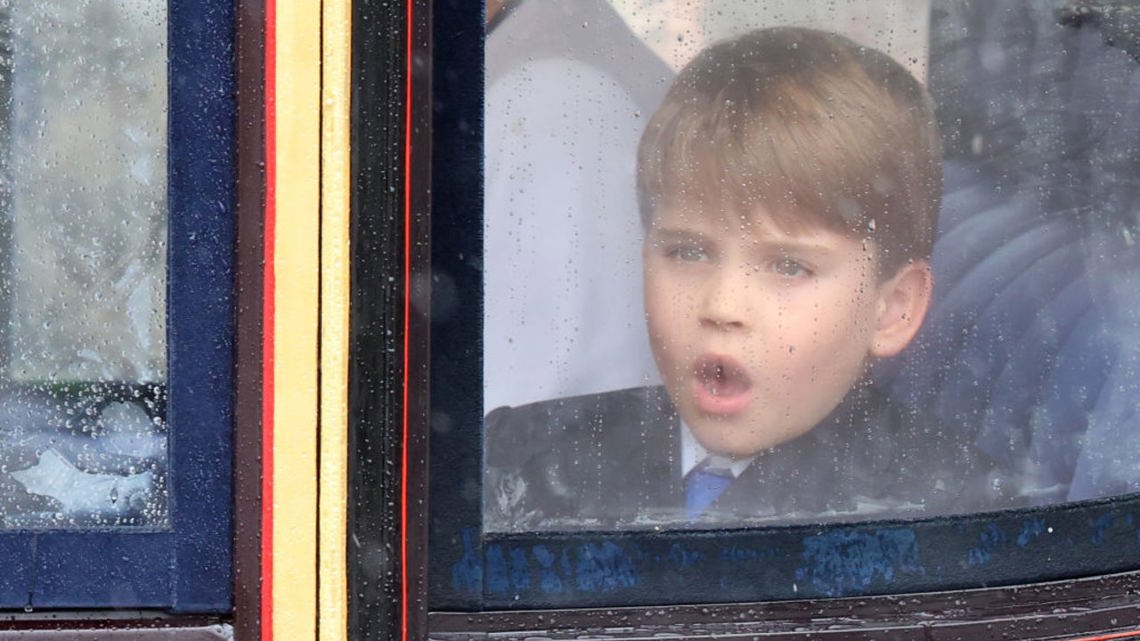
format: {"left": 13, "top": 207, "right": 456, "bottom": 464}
{"left": 0, "top": 0, "right": 167, "bottom": 529}
{"left": 483, "top": 0, "right": 1140, "bottom": 533}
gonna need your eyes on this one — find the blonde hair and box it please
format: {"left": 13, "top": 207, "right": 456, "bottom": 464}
{"left": 637, "top": 27, "right": 942, "bottom": 274}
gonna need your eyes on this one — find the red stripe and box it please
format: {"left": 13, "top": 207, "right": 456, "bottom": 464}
{"left": 1070, "top": 631, "right": 1140, "bottom": 641}
{"left": 402, "top": 0, "right": 414, "bottom": 640}
{"left": 262, "top": 0, "right": 277, "bottom": 638}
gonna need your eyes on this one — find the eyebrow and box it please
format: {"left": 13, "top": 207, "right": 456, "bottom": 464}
{"left": 750, "top": 237, "right": 841, "bottom": 257}
{"left": 647, "top": 228, "right": 707, "bottom": 242}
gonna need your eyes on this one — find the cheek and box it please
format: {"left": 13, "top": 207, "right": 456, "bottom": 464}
{"left": 644, "top": 278, "right": 696, "bottom": 366}
{"left": 643, "top": 269, "right": 686, "bottom": 315}
{"left": 810, "top": 300, "right": 879, "bottom": 378}
{"left": 809, "top": 281, "right": 878, "bottom": 334}
{"left": 842, "top": 288, "right": 882, "bottom": 340}
{"left": 643, "top": 275, "right": 674, "bottom": 342}
{"left": 645, "top": 300, "right": 680, "bottom": 347}
{"left": 775, "top": 289, "right": 876, "bottom": 370}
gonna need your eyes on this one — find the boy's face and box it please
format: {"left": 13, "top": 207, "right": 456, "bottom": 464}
{"left": 643, "top": 202, "right": 899, "bottom": 458}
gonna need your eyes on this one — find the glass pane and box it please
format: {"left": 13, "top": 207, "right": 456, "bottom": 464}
{"left": 483, "top": 0, "right": 1140, "bottom": 532}
{"left": 0, "top": 0, "right": 167, "bottom": 528}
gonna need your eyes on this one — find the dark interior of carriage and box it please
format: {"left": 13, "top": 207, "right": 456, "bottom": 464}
{"left": 885, "top": 0, "right": 1140, "bottom": 506}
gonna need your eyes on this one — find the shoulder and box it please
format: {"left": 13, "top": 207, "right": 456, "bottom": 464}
{"left": 484, "top": 386, "right": 678, "bottom": 532}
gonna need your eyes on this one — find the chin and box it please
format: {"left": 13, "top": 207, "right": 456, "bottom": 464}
{"left": 692, "top": 416, "right": 810, "bottom": 458}
{"left": 694, "top": 430, "right": 771, "bottom": 459}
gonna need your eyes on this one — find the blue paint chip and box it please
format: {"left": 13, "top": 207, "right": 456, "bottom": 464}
{"left": 532, "top": 545, "right": 563, "bottom": 594}
{"left": 485, "top": 545, "right": 510, "bottom": 594}
{"left": 720, "top": 545, "right": 768, "bottom": 562}
{"left": 561, "top": 548, "right": 573, "bottom": 577}
{"left": 968, "top": 523, "right": 1007, "bottom": 567}
{"left": 450, "top": 528, "right": 482, "bottom": 594}
{"left": 795, "top": 528, "right": 920, "bottom": 597}
{"left": 575, "top": 542, "right": 637, "bottom": 592}
{"left": 667, "top": 543, "right": 702, "bottom": 569}
{"left": 1017, "top": 518, "right": 1047, "bottom": 547}
{"left": 509, "top": 547, "right": 530, "bottom": 591}
{"left": 1090, "top": 513, "right": 1115, "bottom": 545}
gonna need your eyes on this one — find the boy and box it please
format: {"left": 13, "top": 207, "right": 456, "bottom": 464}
{"left": 484, "top": 27, "right": 1020, "bottom": 532}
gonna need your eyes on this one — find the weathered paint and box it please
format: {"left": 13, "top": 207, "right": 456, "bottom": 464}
{"left": 795, "top": 528, "right": 922, "bottom": 597}
{"left": 456, "top": 499, "right": 1140, "bottom": 609}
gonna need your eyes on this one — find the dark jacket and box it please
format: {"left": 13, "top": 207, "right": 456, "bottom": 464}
{"left": 484, "top": 385, "right": 1025, "bottom": 533}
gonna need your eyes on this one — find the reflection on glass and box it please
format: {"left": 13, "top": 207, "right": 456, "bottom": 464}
{"left": 484, "top": 0, "right": 1140, "bottom": 533}
{"left": 0, "top": 1, "right": 167, "bottom": 528}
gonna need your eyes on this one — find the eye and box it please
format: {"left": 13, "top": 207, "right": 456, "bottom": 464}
{"left": 771, "top": 257, "right": 811, "bottom": 278}
{"left": 666, "top": 243, "right": 710, "bottom": 263}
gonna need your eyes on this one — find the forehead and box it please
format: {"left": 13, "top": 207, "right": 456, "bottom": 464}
{"left": 649, "top": 196, "right": 840, "bottom": 242}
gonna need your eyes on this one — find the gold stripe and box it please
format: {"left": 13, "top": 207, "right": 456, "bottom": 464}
{"left": 319, "top": 0, "right": 351, "bottom": 639}
{"left": 273, "top": 1, "right": 321, "bottom": 639}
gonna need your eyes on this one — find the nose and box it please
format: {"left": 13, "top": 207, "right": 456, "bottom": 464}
{"left": 699, "top": 268, "right": 751, "bottom": 331}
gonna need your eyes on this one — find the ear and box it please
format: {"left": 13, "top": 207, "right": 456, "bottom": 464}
{"left": 870, "top": 260, "right": 932, "bottom": 358}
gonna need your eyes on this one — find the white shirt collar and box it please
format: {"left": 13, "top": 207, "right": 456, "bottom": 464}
{"left": 680, "top": 420, "right": 756, "bottom": 478}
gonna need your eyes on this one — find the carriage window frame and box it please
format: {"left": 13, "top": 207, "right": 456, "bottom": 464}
{"left": 0, "top": 0, "right": 235, "bottom": 612}
{"left": 347, "top": 0, "right": 1140, "bottom": 639}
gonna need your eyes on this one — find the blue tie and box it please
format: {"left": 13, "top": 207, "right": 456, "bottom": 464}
{"left": 685, "top": 464, "right": 733, "bottom": 519}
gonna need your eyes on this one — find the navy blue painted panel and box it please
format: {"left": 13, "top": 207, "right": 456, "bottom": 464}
{"left": 32, "top": 534, "right": 172, "bottom": 608}
{"left": 428, "top": 0, "right": 484, "bottom": 612}
{"left": 166, "top": 0, "right": 235, "bottom": 614}
{"left": 0, "top": 0, "right": 235, "bottom": 612}
{"left": 0, "top": 537, "right": 34, "bottom": 606}
{"left": 450, "top": 495, "right": 1140, "bottom": 609}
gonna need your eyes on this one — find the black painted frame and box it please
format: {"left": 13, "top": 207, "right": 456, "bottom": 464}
{"left": 430, "top": 570, "right": 1140, "bottom": 640}
{"left": 348, "top": 0, "right": 432, "bottom": 639}
{"left": 348, "top": 0, "right": 1140, "bottom": 639}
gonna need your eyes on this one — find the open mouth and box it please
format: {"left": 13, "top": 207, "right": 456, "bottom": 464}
{"left": 691, "top": 355, "right": 753, "bottom": 415}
